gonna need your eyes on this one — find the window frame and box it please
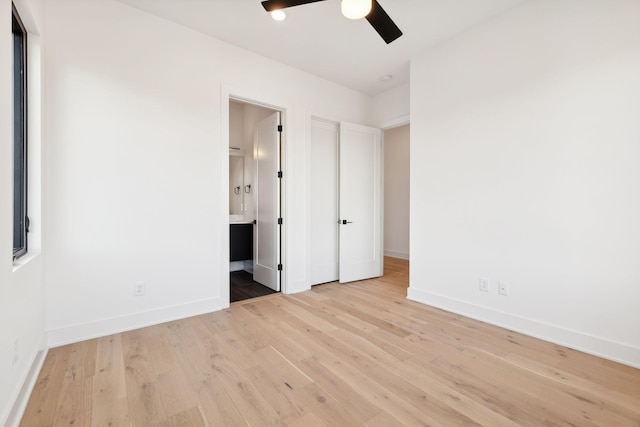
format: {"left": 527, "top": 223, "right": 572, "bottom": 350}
{"left": 12, "top": 3, "right": 28, "bottom": 261}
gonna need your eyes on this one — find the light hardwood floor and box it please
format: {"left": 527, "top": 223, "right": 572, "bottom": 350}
{"left": 21, "top": 258, "right": 640, "bottom": 426}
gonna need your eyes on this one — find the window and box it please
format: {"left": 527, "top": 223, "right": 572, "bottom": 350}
{"left": 13, "top": 4, "right": 28, "bottom": 260}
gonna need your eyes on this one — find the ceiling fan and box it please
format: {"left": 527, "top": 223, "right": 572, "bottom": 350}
{"left": 261, "top": 0, "right": 403, "bottom": 44}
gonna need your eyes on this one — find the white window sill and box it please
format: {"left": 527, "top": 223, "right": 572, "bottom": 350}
{"left": 12, "top": 252, "right": 41, "bottom": 272}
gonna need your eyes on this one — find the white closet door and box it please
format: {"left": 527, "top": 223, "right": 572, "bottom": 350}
{"left": 309, "top": 119, "right": 339, "bottom": 285}
{"left": 338, "top": 122, "right": 383, "bottom": 283}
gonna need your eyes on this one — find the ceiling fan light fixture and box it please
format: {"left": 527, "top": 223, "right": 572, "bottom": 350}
{"left": 271, "top": 9, "right": 287, "bottom": 21}
{"left": 341, "top": 0, "right": 372, "bottom": 20}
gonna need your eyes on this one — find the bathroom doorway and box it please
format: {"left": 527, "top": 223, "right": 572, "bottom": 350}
{"left": 228, "top": 98, "right": 282, "bottom": 302}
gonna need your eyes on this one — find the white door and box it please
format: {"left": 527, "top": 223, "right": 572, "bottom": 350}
{"left": 309, "top": 119, "right": 339, "bottom": 284}
{"left": 253, "top": 112, "right": 281, "bottom": 291}
{"left": 338, "top": 122, "right": 383, "bottom": 283}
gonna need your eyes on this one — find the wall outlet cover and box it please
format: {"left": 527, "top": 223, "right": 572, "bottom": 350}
{"left": 498, "top": 281, "right": 509, "bottom": 296}
{"left": 134, "top": 282, "right": 146, "bottom": 296}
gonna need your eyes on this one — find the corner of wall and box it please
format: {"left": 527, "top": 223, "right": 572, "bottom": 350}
{"left": 2, "top": 333, "right": 48, "bottom": 427}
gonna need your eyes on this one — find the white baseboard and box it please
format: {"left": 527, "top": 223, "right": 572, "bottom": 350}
{"left": 3, "top": 335, "right": 48, "bottom": 427}
{"left": 230, "top": 261, "right": 254, "bottom": 273}
{"left": 287, "top": 278, "right": 311, "bottom": 295}
{"left": 407, "top": 287, "right": 640, "bottom": 369}
{"left": 229, "top": 261, "right": 244, "bottom": 272}
{"left": 47, "top": 297, "right": 223, "bottom": 348}
{"left": 243, "top": 260, "right": 253, "bottom": 274}
{"left": 384, "top": 250, "right": 409, "bottom": 260}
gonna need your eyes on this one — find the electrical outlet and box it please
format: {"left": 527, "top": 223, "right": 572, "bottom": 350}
{"left": 479, "top": 277, "right": 490, "bottom": 292}
{"left": 12, "top": 339, "right": 19, "bottom": 366}
{"left": 498, "top": 281, "right": 509, "bottom": 296}
{"left": 134, "top": 282, "right": 146, "bottom": 296}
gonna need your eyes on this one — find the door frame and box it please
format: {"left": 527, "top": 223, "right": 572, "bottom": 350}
{"left": 221, "top": 87, "right": 288, "bottom": 307}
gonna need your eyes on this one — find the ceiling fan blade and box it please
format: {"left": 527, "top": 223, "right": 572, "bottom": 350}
{"left": 261, "top": 0, "right": 326, "bottom": 12}
{"left": 365, "top": 0, "right": 403, "bottom": 44}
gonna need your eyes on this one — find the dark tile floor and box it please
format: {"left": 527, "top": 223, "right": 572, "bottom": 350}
{"left": 230, "top": 270, "right": 278, "bottom": 303}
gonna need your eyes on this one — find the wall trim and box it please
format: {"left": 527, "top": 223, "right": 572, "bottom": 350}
{"left": 407, "top": 287, "right": 640, "bottom": 369}
{"left": 47, "top": 297, "right": 223, "bottom": 348}
{"left": 3, "top": 335, "right": 48, "bottom": 427}
{"left": 380, "top": 114, "right": 409, "bottom": 130}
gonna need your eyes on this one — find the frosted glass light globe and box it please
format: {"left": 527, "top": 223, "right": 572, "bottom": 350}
{"left": 271, "top": 9, "right": 286, "bottom": 21}
{"left": 341, "top": 0, "right": 372, "bottom": 19}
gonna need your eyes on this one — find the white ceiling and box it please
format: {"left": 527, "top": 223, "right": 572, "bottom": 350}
{"left": 116, "top": 0, "right": 527, "bottom": 96}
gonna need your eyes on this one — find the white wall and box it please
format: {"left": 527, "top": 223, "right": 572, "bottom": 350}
{"left": 0, "top": 0, "right": 46, "bottom": 424}
{"left": 43, "top": 0, "right": 372, "bottom": 347}
{"left": 383, "top": 124, "right": 410, "bottom": 260}
{"left": 409, "top": 0, "right": 640, "bottom": 367}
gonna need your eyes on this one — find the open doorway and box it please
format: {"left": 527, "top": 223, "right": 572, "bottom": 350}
{"left": 228, "top": 99, "right": 283, "bottom": 303}
{"left": 383, "top": 124, "right": 410, "bottom": 267}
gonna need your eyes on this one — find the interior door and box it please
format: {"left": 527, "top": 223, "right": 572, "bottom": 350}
{"left": 309, "top": 119, "right": 339, "bottom": 285}
{"left": 338, "top": 122, "right": 383, "bottom": 283}
{"left": 253, "top": 112, "right": 281, "bottom": 291}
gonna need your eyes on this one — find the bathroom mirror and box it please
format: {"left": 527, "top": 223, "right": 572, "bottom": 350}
{"left": 229, "top": 155, "right": 244, "bottom": 215}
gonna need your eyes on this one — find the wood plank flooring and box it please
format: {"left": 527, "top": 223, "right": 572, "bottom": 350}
{"left": 20, "top": 257, "right": 640, "bottom": 426}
